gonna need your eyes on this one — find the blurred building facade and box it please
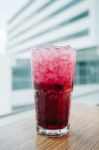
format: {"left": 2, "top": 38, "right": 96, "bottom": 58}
{"left": 7, "top": 0, "right": 99, "bottom": 92}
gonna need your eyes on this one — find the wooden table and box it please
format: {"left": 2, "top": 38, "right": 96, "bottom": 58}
{"left": 0, "top": 103, "right": 99, "bottom": 150}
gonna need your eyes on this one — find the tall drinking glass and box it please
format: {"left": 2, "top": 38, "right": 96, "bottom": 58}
{"left": 31, "top": 45, "right": 76, "bottom": 137}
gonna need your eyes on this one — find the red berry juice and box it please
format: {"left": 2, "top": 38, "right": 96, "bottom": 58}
{"left": 32, "top": 46, "right": 76, "bottom": 130}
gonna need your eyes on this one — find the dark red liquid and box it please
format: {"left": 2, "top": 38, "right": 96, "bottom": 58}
{"left": 34, "top": 83, "right": 70, "bottom": 130}
{"left": 32, "top": 46, "right": 76, "bottom": 130}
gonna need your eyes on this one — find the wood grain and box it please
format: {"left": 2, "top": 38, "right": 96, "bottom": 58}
{"left": 0, "top": 102, "right": 99, "bottom": 150}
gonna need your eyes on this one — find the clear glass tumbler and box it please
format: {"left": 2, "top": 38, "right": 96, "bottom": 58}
{"left": 31, "top": 45, "right": 76, "bottom": 137}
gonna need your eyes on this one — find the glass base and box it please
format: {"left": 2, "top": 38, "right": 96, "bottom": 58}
{"left": 37, "top": 123, "right": 70, "bottom": 137}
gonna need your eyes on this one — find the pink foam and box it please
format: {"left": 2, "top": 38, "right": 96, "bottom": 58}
{"left": 32, "top": 45, "right": 76, "bottom": 85}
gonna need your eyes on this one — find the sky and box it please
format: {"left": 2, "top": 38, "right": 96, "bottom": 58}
{"left": 0, "top": 0, "right": 28, "bottom": 53}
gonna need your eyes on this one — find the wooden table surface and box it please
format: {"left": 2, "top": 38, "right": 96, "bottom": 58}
{"left": 0, "top": 102, "right": 99, "bottom": 150}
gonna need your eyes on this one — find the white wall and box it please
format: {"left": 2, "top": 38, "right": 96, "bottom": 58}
{"left": 0, "top": 54, "right": 12, "bottom": 116}
{"left": 7, "top": 0, "right": 91, "bottom": 54}
{"left": 89, "top": 0, "right": 99, "bottom": 45}
{"left": 11, "top": 89, "right": 34, "bottom": 106}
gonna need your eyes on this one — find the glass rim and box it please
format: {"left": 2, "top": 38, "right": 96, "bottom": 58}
{"left": 31, "top": 44, "right": 76, "bottom": 53}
